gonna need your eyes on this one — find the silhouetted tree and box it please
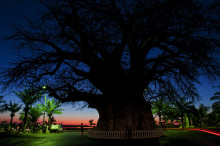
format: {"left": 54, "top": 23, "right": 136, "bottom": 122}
{"left": 0, "top": 96, "right": 6, "bottom": 112}
{"left": 0, "top": 96, "right": 4, "bottom": 104}
{"left": 162, "top": 105, "right": 178, "bottom": 128}
{"left": 14, "top": 89, "right": 42, "bottom": 132}
{"left": 89, "top": 119, "right": 94, "bottom": 126}
{"left": 206, "top": 111, "right": 219, "bottom": 127}
{"left": 198, "top": 104, "right": 210, "bottom": 127}
{"left": 207, "top": 87, "right": 220, "bottom": 127}
{"left": 210, "top": 86, "right": 220, "bottom": 112}
{"left": 1, "top": 0, "right": 220, "bottom": 132}
{"left": 186, "top": 104, "right": 199, "bottom": 127}
{"left": 4, "top": 101, "right": 22, "bottom": 128}
{"left": 174, "top": 97, "right": 194, "bottom": 128}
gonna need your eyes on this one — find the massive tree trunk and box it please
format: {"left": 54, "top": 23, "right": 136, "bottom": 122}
{"left": 88, "top": 61, "right": 156, "bottom": 131}
{"left": 95, "top": 97, "right": 155, "bottom": 131}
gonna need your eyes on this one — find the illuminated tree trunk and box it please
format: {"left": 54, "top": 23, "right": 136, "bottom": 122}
{"left": 95, "top": 97, "right": 155, "bottom": 131}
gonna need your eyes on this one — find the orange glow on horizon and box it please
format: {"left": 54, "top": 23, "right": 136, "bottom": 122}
{"left": 0, "top": 114, "right": 97, "bottom": 126}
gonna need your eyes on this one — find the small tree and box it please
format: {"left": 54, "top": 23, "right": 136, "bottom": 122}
{"left": 19, "top": 111, "right": 31, "bottom": 129}
{"left": 198, "top": 104, "right": 210, "bottom": 128}
{"left": 50, "top": 116, "right": 56, "bottom": 125}
{"left": 29, "top": 105, "right": 43, "bottom": 125}
{"left": 0, "top": 96, "right": 6, "bottom": 113}
{"left": 162, "top": 105, "right": 178, "bottom": 128}
{"left": 210, "top": 86, "right": 220, "bottom": 112}
{"left": 0, "top": 96, "right": 5, "bottom": 104}
{"left": 40, "top": 99, "right": 63, "bottom": 126}
{"left": 14, "top": 89, "right": 42, "bottom": 132}
{"left": 4, "top": 101, "right": 22, "bottom": 129}
{"left": 28, "top": 105, "right": 43, "bottom": 133}
{"left": 152, "top": 97, "right": 169, "bottom": 127}
{"left": 0, "top": 121, "right": 9, "bottom": 131}
{"left": 186, "top": 105, "right": 199, "bottom": 127}
{"left": 208, "top": 87, "right": 220, "bottom": 127}
{"left": 89, "top": 119, "right": 94, "bottom": 126}
{"left": 175, "top": 97, "right": 193, "bottom": 129}
{"left": 206, "top": 111, "right": 218, "bottom": 127}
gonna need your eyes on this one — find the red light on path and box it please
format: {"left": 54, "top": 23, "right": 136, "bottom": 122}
{"left": 189, "top": 129, "right": 220, "bottom": 136}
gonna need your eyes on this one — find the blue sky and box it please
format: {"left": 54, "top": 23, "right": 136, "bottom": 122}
{"left": 0, "top": 0, "right": 99, "bottom": 125}
{"left": 0, "top": 0, "right": 219, "bottom": 125}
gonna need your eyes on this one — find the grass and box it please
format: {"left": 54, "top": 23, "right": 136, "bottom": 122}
{"left": 0, "top": 130, "right": 219, "bottom": 146}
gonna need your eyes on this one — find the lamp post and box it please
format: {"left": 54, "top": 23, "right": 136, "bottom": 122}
{"left": 42, "top": 86, "right": 47, "bottom": 133}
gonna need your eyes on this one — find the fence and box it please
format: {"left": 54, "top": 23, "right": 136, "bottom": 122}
{"left": 88, "top": 129, "right": 164, "bottom": 139}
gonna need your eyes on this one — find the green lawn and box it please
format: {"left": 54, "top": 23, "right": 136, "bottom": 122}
{"left": 0, "top": 130, "right": 219, "bottom": 146}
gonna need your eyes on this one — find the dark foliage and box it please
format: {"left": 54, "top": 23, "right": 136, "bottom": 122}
{"left": 1, "top": 0, "right": 219, "bottom": 106}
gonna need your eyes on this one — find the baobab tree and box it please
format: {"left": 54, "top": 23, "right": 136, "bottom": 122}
{"left": 1, "top": 0, "right": 219, "bottom": 132}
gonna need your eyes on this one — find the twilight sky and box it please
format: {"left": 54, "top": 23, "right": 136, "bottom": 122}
{"left": 0, "top": 0, "right": 99, "bottom": 125}
{"left": 0, "top": 0, "right": 219, "bottom": 125}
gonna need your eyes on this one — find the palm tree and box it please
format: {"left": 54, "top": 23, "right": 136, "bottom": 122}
{"left": 0, "top": 96, "right": 4, "bottom": 104}
{"left": 89, "top": 119, "right": 94, "bottom": 126}
{"left": 19, "top": 112, "right": 26, "bottom": 123}
{"left": 14, "top": 89, "right": 42, "bottom": 132}
{"left": 0, "top": 96, "right": 6, "bottom": 112}
{"left": 186, "top": 104, "right": 199, "bottom": 127}
{"left": 19, "top": 111, "right": 31, "bottom": 129}
{"left": 50, "top": 116, "right": 56, "bottom": 125}
{"left": 41, "top": 99, "right": 63, "bottom": 126}
{"left": 28, "top": 105, "right": 43, "bottom": 125}
{"left": 28, "top": 105, "right": 43, "bottom": 133}
{"left": 210, "top": 86, "right": 220, "bottom": 112}
{"left": 198, "top": 104, "right": 210, "bottom": 128}
{"left": 162, "top": 105, "right": 178, "bottom": 127}
{"left": 152, "top": 96, "right": 169, "bottom": 127}
{"left": 175, "top": 97, "right": 193, "bottom": 129}
{"left": 4, "top": 101, "right": 22, "bottom": 128}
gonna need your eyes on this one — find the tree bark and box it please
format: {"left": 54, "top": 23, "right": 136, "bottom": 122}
{"left": 48, "top": 115, "right": 52, "bottom": 126}
{"left": 23, "top": 106, "right": 29, "bottom": 133}
{"left": 10, "top": 116, "right": 14, "bottom": 127}
{"left": 181, "top": 113, "right": 185, "bottom": 129}
{"left": 95, "top": 97, "right": 155, "bottom": 131}
{"left": 158, "top": 113, "right": 162, "bottom": 128}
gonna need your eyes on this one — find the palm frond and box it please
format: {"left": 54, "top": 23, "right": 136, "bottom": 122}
{"left": 210, "top": 95, "right": 220, "bottom": 101}
{"left": 212, "top": 101, "right": 220, "bottom": 111}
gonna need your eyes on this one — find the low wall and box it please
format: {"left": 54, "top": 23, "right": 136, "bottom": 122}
{"left": 88, "top": 129, "right": 164, "bottom": 139}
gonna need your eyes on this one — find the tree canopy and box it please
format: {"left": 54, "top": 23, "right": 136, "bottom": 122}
{"left": 4, "top": 101, "right": 22, "bottom": 126}
{"left": 38, "top": 98, "right": 63, "bottom": 125}
{"left": 1, "top": 0, "right": 219, "bottom": 108}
